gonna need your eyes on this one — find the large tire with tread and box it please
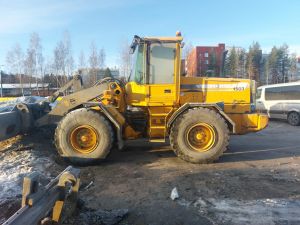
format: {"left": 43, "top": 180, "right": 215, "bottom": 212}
{"left": 287, "top": 111, "right": 300, "bottom": 126}
{"left": 55, "top": 108, "right": 113, "bottom": 164}
{"left": 170, "top": 108, "right": 229, "bottom": 164}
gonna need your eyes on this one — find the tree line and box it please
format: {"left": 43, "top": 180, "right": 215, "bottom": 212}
{"left": 3, "top": 31, "right": 132, "bottom": 94}
{"left": 5, "top": 32, "right": 298, "bottom": 94}
{"left": 224, "top": 42, "right": 298, "bottom": 85}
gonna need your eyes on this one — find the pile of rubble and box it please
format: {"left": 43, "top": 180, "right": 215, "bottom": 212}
{"left": 0, "top": 96, "right": 45, "bottom": 113}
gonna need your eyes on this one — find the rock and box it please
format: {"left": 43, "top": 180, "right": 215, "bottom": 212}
{"left": 170, "top": 187, "right": 179, "bottom": 200}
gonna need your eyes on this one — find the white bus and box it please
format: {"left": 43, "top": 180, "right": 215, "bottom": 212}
{"left": 256, "top": 81, "right": 300, "bottom": 126}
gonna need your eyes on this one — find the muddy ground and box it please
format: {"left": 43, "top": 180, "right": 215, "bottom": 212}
{"left": 1, "top": 120, "right": 300, "bottom": 225}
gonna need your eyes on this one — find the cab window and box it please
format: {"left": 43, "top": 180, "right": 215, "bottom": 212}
{"left": 149, "top": 42, "right": 176, "bottom": 84}
{"left": 131, "top": 44, "right": 145, "bottom": 84}
{"left": 265, "top": 85, "right": 300, "bottom": 100}
{"left": 256, "top": 89, "right": 262, "bottom": 100}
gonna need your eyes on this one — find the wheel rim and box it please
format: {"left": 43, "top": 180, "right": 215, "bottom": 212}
{"left": 186, "top": 123, "right": 216, "bottom": 152}
{"left": 70, "top": 125, "right": 99, "bottom": 154}
{"left": 289, "top": 113, "right": 299, "bottom": 125}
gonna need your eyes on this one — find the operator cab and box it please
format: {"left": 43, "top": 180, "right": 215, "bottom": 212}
{"left": 125, "top": 33, "right": 183, "bottom": 106}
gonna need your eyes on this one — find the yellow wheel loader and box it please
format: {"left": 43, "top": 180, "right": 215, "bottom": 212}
{"left": 0, "top": 32, "right": 268, "bottom": 164}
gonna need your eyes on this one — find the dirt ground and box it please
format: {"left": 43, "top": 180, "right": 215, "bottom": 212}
{"left": 1, "top": 120, "right": 300, "bottom": 225}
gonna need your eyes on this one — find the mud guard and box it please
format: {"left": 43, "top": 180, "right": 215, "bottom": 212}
{"left": 167, "top": 102, "right": 236, "bottom": 134}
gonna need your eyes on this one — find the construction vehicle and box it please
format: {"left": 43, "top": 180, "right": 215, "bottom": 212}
{"left": 0, "top": 32, "right": 268, "bottom": 164}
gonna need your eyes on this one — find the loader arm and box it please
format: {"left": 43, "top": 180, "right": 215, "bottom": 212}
{"left": 35, "top": 82, "right": 109, "bottom": 127}
{"left": 48, "top": 75, "right": 83, "bottom": 103}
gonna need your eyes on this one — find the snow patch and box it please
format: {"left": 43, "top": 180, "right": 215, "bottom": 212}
{"left": 0, "top": 149, "right": 53, "bottom": 199}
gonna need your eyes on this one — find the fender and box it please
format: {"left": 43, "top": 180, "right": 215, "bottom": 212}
{"left": 167, "top": 102, "right": 236, "bottom": 134}
{"left": 288, "top": 108, "right": 300, "bottom": 114}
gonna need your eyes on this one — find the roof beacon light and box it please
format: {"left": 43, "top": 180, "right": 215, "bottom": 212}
{"left": 176, "top": 31, "right": 182, "bottom": 37}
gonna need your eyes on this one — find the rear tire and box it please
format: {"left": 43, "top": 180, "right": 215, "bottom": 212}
{"left": 287, "top": 112, "right": 300, "bottom": 126}
{"left": 170, "top": 108, "right": 229, "bottom": 164}
{"left": 55, "top": 108, "right": 113, "bottom": 164}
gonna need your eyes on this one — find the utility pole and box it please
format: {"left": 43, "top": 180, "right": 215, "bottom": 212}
{"left": 0, "top": 65, "right": 4, "bottom": 97}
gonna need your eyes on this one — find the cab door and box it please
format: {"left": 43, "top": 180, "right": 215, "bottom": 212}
{"left": 146, "top": 42, "right": 177, "bottom": 106}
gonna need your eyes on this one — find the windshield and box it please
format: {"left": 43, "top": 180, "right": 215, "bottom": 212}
{"left": 256, "top": 88, "right": 262, "bottom": 100}
{"left": 129, "top": 44, "right": 145, "bottom": 84}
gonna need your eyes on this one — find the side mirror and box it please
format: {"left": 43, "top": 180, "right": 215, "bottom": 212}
{"left": 180, "top": 42, "right": 185, "bottom": 48}
{"left": 130, "top": 35, "right": 141, "bottom": 54}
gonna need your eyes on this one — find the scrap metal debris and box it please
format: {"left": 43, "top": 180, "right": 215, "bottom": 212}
{"left": 84, "top": 181, "right": 94, "bottom": 190}
{"left": 0, "top": 96, "right": 45, "bottom": 113}
{"left": 3, "top": 166, "right": 81, "bottom": 225}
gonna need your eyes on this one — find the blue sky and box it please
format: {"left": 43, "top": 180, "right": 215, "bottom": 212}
{"left": 0, "top": 0, "right": 300, "bottom": 70}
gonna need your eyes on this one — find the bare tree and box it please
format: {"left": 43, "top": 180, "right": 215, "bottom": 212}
{"left": 43, "top": 57, "right": 52, "bottom": 77}
{"left": 119, "top": 39, "right": 132, "bottom": 80}
{"left": 37, "top": 49, "right": 45, "bottom": 90}
{"left": 52, "top": 31, "right": 74, "bottom": 87}
{"left": 63, "top": 31, "right": 74, "bottom": 78}
{"left": 66, "top": 55, "right": 74, "bottom": 78}
{"left": 78, "top": 50, "right": 86, "bottom": 69}
{"left": 43, "top": 56, "right": 57, "bottom": 88}
{"left": 289, "top": 53, "right": 298, "bottom": 82}
{"left": 182, "top": 42, "right": 194, "bottom": 60}
{"left": 53, "top": 41, "right": 64, "bottom": 87}
{"left": 6, "top": 43, "right": 25, "bottom": 95}
{"left": 25, "top": 32, "right": 43, "bottom": 94}
{"left": 24, "top": 48, "right": 35, "bottom": 88}
{"left": 89, "top": 41, "right": 99, "bottom": 85}
{"left": 98, "top": 48, "right": 106, "bottom": 69}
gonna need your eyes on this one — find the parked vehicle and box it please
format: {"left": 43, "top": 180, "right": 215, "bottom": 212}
{"left": 256, "top": 82, "right": 300, "bottom": 126}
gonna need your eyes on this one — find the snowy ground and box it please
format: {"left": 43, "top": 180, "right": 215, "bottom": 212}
{"left": 176, "top": 197, "right": 300, "bottom": 225}
{"left": 0, "top": 142, "right": 53, "bottom": 200}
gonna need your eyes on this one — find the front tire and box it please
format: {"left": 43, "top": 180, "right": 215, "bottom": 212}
{"left": 287, "top": 112, "right": 300, "bottom": 126}
{"left": 170, "top": 108, "right": 229, "bottom": 164}
{"left": 55, "top": 108, "right": 113, "bottom": 164}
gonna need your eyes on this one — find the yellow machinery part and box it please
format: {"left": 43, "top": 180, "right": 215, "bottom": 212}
{"left": 70, "top": 125, "right": 99, "bottom": 154}
{"left": 186, "top": 123, "right": 216, "bottom": 152}
{"left": 147, "top": 106, "right": 173, "bottom": 139}
{"left": 228, "top": 113, "right": 269, "bottom": 134}
{"left": 180, "top": 77, "right": 252, "bottom": 113}
{"left": 0, "top": 97, "right": 17, "bottom": 102}
{"left": 124, "top": 125, "right": 141, "bottom": 139}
